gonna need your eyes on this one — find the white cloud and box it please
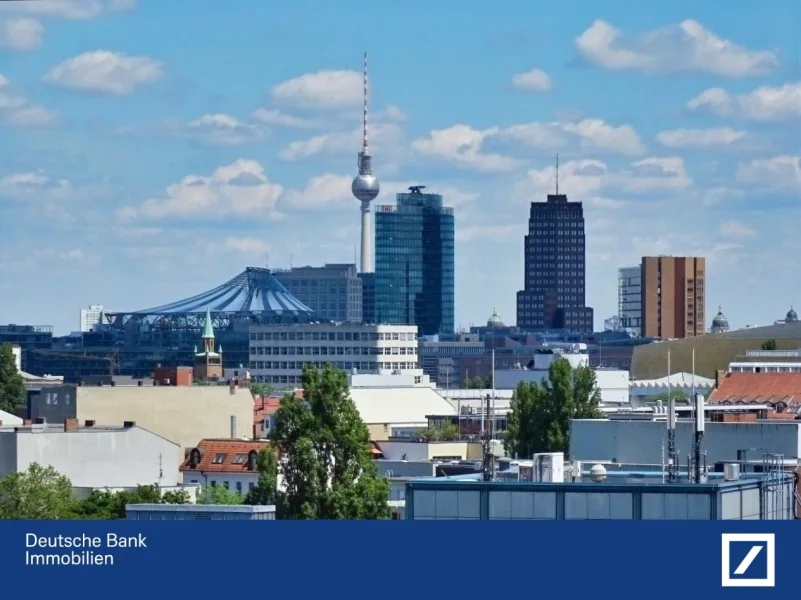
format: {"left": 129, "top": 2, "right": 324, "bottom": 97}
{"left": 4, "top": 105, "right": 59, "bottom": 127}
{"left": 736, "top": 156, "right": 801, "bottom": 193}
{"left": 687, "top": 82, "right": 801, "bottom": 121}
{"left": 0, "top": 0, "right": 135, "bottom": 20}
{"left": 279, "top": 122, "right": 402, "bottom": 161}
{"left": 0, "top": 74, "right": 59, "bottom": 127}
{"left": 656, "top": 127, "right": 747, "bottom": 149}
{"left": 251, "top": 108, "right": 312, "bottom": 128}
{"left": 412, "top": 125, "right": 522, "bottom": 173}
{"left": 116, "top": 159, "right": 284, "bottom": 220}
{"left": 560, "top": 119, "right": 645, "bottom": 155}
{"left": 511, "top": 68, "right": 552, "bottom": 92}
{"left": 0, "top": 18, "right": 44, "bottom": 50}
{"left": 271, "top": 70, "right": 362, "bottom": 109}
{"left": 44, "top": 50, "right": 163, "bottom": 95}
{"left": 514, "top": 156, "right": 693, "bottom": 204}
{"left": 576, "top": 19, "right": 777, "bottom": 77}
{"left": 208, "top": 237, "right": 271, "bottom": 256}
{"left": 279, "top": 173, "right": 355, "bottom": 211}
{"left": 719, "top": 220, "right": 757, "bottom": 238}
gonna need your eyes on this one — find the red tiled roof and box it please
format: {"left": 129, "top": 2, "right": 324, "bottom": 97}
{"left": 180, "top": 439, "right": 271, "bottom": 473}
{"left": 709, "top": 372, "right": 801, "bottom": 407}
{"left": 253, "top": 396, "right": 281, "bottom": 422}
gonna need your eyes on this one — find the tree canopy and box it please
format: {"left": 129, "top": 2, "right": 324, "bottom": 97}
{"left": 244, "top": 447, "right": 278, "bottom": 506}
{"left": 250, "top": 382, "right": 276, "bottom": 397}
{"left": 0, "top": 344, "right": 26, "bottom": 415}
{"left": 760, "top": 339, "right": 777, "bottom": 351}
{"left": 504, "top": 358, "right": 603, "bottom": 458}
{"left": 462, "top": 375, "right": 492, "bottom": 389}
{"left": 0, "top": 463, "right": 76, "bottom": 519}
{"left": 75, "top": 485, "right": 190, "bottom": 520}
{"left": 269, "top": 363, "right": 389, "bottom": 519}
{"left": 198, "top": 484, "right": 243, "bottom": 505}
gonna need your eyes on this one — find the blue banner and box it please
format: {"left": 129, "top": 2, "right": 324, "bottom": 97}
{"left": 0, "top": 520, "right": 795, "bottom": 596}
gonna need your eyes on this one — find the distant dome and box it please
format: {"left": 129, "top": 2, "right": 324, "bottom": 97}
{"left": 711, "top": 307, "right": 729, "bottom": 333}
{"left": 787, "top": 307, "right": 798, "bottom": 323}
{"left": 487, "top": 307, "right": 505, "bottom": 328}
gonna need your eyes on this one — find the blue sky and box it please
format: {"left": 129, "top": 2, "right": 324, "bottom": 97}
{"left": 1, "top": 0, "right": 800, "bottom": 335}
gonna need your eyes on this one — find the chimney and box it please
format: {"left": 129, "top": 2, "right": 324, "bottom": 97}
{"left": 64, "top": 418, "right": 79, "bottom": 433}
{"left": 33, "top": 417, "right": 45, "bottom": 425}
{"left": 230, "top": 415, "right": 237, "bottom": 439}
{"left": 84, "top": 420, "right": 95, "bottom": 427}
{"left": 123, "top": 421, "right": 135, "bottom": 428}
{"left": 715, "top": 369, "right": 725, "bottom": 388}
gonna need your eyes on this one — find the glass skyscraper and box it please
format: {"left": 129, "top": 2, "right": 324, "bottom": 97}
{"left": 374, "top": 187, "right": 455, "bottom": 335}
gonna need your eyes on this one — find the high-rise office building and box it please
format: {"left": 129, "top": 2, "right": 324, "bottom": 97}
{"left": 516, "top": 192, "right": 593, "bottom": 333}
{"left": 273, "top": 264, "right": 363, "bottom": 323}
{"left": 617, "top": 266, "right": 642, "bottom": 335}
{"left": 374, "top": 186, "right": 455, "bottom": 335}
{"left": 641, "top": 256, "right": 706, "bottom": 339}
{"left": 80, "top": 304, "right": 105, "bottom": 332}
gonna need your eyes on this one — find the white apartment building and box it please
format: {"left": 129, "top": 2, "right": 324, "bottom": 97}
{"left": 80, "top": 304, "right": 105, "bottom": 332}
{"left": 249, "top": 323, "right": 420, "bottom": 387}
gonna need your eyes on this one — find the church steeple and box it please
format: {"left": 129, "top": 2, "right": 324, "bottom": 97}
{"left": 194, "top": 307, "right": 222, "bottom": 381}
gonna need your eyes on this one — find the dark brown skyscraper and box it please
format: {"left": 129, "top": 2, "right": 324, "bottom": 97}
{"left": 641, "top": 256, "right": 706, "bottom": 339}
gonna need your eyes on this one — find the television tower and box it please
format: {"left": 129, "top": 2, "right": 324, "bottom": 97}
{"left": 351, "top": 52, "right": 380, "bottom": 273}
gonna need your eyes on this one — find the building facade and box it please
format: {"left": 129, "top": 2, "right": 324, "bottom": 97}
{"left": 641, "top": 256, "right": 706, "bottom": 339}
{"left": 79, "top": 305, "right": 105, "bottom": 333}
{"left": 374, "top": 187, "right": 455, "bottom": 335}
{"left": 359, "top": 273, "right": 375, "bottom": 324}
{"left": 248, "top": 323, "right": 420, "bottom": 387}
{"left": 273, "top": 264, "right": 363, "bottom": 323}
{"left": 617, "top": 266, "right": 642, "bottom": 335}
{"left": 516, "top": 193, "right": 593, "bottom": 333}
{"left": 0, "top": 420, "right": 181, "bottom": 488}
{"left": 181, "top": 439, "right": 271, "bottom": 495}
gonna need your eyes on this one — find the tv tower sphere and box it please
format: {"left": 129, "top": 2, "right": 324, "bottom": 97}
{"left": 352, "top": 172, "right": 380, "bottom": 203}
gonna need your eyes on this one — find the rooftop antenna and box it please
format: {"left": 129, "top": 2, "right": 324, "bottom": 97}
{"left": 265, "top": 253, "right": 269, "bottom": 270}
{"left": 555, "top": 154, "right": 559, "bottom": 195}
{"left": 290, "top": 254, "right": 293, "bottom": 269}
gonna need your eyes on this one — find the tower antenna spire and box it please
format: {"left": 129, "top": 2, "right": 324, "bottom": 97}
{"left": 555, "top": 154, "right": 559, "bottom": 195}
{"left": 362, "top": 51, "right": 369, "bottom": 155}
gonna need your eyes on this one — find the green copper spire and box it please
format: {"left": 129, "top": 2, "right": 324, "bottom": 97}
{"left": 202, "top": 308, "right": 215, "bottom": 340}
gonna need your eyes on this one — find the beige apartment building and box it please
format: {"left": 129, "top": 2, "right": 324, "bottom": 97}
{"left": 641, "top": 256, "right": 706, "bottom": 339}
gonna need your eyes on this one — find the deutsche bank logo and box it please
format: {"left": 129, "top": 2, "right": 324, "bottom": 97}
{"left": 721, "top": 533, "right": 775, "bottom": 587}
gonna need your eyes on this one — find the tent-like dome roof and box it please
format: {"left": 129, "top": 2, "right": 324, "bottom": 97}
{"left": 787, "top": 307, "right": 798, "bottom": 323}
{"left": 135, "top": 267, "right": 315, "bottom": 317}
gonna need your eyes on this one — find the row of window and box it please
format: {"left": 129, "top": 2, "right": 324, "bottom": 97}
{"left": 251, "top": 346, "right": 416, "bottom": 356}
{"left": 250, "top": 360, "right": 418, "bottom": 371}
{"left": 250, "top": 330, "right": 415, "bottom": 342}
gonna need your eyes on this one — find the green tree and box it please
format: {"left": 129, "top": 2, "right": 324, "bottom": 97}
{"left": 0, "top": 463, "right": 75, "bottom": 519}
{"left": 272, "top": 363, "right": 390, "bottom": 520}
{"left": 504, "top": 358, "right": 603, "bottom": 457}
{"left": 413, "top": 423, "right": 460, "bottom": 442}
{"left": 77, "top": 485, "right": 190, "bottom": 519}
{"left": 250, "top": 382, "right": 276, "bottom": 397}
{"left": 462, "top": 375, "right": 492, "bottom": 389}
{"left": 761, "top": 339, "right": 777, "bottom": 351}
{"left": 198, "top": 484, "right": 244, "bottom": 505}
{"left": 0, "top": 344, "right": 26, "bottom": 415}
{"left": 244, "top": 447, "right": 279, "bottom": 506}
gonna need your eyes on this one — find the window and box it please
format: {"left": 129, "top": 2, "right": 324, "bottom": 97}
{"left": 223, "top": 481, "right": 229, "bottom": 489}
{"left": 232, "top": 454, "right": 247, "bottom": 464}
{"left": 212, "top": 453, "right": 227, "bottom": 464}
{"left": 248, "top": 482, "right": 255, "bottom": 491}
{"left": 236, "top": 482, "right": 242, "bottom": 493}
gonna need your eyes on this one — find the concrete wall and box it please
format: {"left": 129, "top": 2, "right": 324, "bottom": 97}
{"left": 4, "top": 426, "right": 180, "bottom": 488}
{"left": 75, "top": 386, "right": 253, "bottom": 453}
{"left": 570, "top": 419, "right": 801, "bottom": 464}
{"left": 0, "top": 432, "right": 16, "bottom": 478}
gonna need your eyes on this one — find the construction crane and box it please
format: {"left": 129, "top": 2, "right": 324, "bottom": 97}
{"left": 32, "top": 349, "right": 119, "bottom": 377}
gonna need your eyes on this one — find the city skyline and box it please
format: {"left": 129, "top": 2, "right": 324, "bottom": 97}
{"left": 1, "top": 0, "right": 800, "bottom": 334}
